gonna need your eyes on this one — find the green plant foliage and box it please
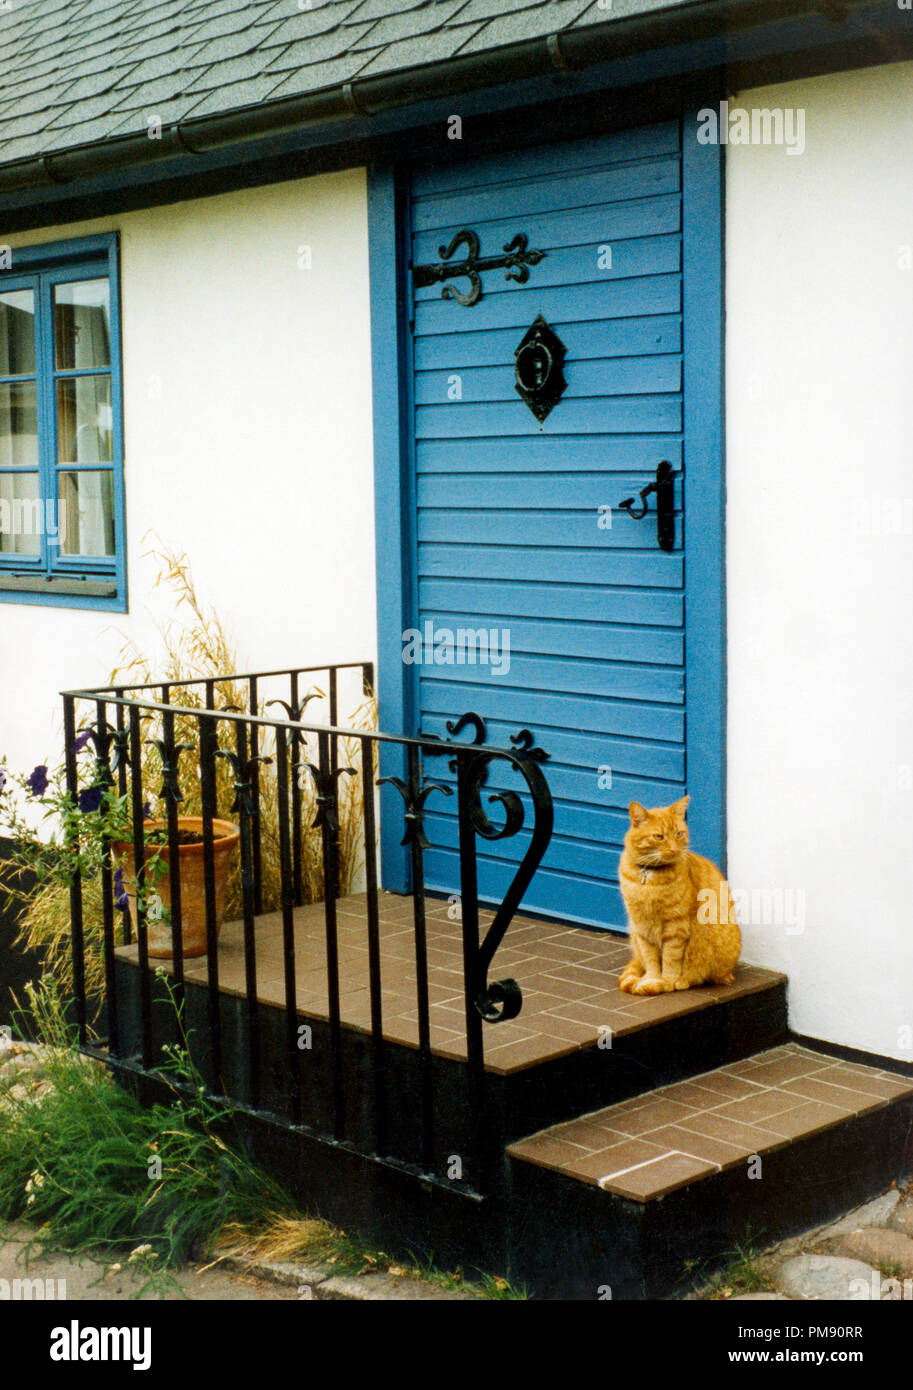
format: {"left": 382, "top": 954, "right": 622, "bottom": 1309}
{"left": 0, "top": 982, "right": 293, "bottom": 1274}
{"left": 0, "top": 539, "right": 376, "bottom": 1030}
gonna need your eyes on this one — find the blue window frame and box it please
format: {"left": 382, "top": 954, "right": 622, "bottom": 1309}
{"left": 0, "top": 233, "right": 126, "bottom": 611}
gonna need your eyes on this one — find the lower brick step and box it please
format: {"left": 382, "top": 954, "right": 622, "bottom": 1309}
{"left": 505, "top": 1042, "right": 913, "bottom": 1299}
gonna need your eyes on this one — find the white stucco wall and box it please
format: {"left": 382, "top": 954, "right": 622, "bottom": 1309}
{"left": 0, "top": 171, "right": 377, "bottom": 769}
{"left": 726, "top": 63, "right": 913, "bottom": 1060}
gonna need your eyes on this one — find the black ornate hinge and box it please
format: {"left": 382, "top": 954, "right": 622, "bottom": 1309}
{"left": 412, "top": 229, "right": 546, "bottom": 307}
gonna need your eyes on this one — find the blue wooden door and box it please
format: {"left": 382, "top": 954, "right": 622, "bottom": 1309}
{"left": 403, "top": 118, "right": 723, "bottom": 931}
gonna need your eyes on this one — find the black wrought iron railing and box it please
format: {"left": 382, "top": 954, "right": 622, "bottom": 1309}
{"left": 60, "top": 661, "right": 554, "bottom": 1195}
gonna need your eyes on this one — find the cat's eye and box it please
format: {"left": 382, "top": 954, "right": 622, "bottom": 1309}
{"left": 652, "top": 833, "right": 663, "bottom": 840}
{"left": 676, "top": 831, "right": 686, "bottom": 839}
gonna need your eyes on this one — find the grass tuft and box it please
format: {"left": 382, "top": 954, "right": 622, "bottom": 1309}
{"left": 689, "top": 1234, "right": 775, "bottom": 1299}
{"left": 0, "top": 983, "right": 293, "bottom": 1274}
{"left": 215, "top": 1213, "right": 530, "bottom": 1298}
{"left": 214, "top": 1213, "right": 343, "bottom": 1268}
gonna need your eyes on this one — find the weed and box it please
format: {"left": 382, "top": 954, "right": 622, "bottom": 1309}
{"left": 692, "top": 1236, "right": 774, "bottom": 1299}
{"left": 216, "top": 1211, "right": 529, "bottom": 1299}
{"left": 0, "top": 981, "right": 293, "bottom": 1273}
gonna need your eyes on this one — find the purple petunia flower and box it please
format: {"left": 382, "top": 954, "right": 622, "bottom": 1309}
{"left": 142, "top": 801, "right": 152, "bottom": 819}
{"left": 0, "top": 769, "right": 6, "bottom": 793}
{"left": 77, "top": 785, "right": 103, "bottom": 814}
{"left": 113, "top": 866, "right": 129, "bottom": 911}
{"left": 71, "top": 730, "right": 93, "bottom": 755}
{"left": 26, "top": 765, "right": 49, "bottom": 798}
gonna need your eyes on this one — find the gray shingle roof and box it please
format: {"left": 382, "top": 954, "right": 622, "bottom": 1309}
{"left": 0, "top": 0, "right": 687, "bottom": 171}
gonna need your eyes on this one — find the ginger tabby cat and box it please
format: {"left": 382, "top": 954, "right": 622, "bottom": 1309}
{"left": 618, "top": 796, "right": 741, "bottom": 995}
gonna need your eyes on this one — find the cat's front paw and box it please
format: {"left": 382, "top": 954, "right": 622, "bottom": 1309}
{"left": 632, "top": 976, "right": 670, "bottom": 996}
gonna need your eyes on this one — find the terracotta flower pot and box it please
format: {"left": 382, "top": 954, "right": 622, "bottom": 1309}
{"left": 113, "top": 816, "right": 240, "bottom": 959}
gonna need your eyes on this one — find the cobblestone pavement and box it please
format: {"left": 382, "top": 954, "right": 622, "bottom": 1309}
{"left": 693, "top": 1183, "right": 913, "bottom": 1301}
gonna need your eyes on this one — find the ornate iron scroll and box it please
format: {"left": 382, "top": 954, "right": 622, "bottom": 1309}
{"left": 378, "top": 770, "right": 453, "bottom": 849}
{"left": 424, "top": 714, "right": 554, "bottom": 1023}
{"left": 79, "top": 720, "right": 121, "bottom": 788}
{"left": 146, "top": 737, "right": 193, "bottom": 804}
{"left": 266, "top": 691, "right": 323, "bottom": 724}
{"left": 298, "top": 761, "right": 356, "bottom": 834}
{"left": 214, "top": 749, "right": 274, "bottom": 819}
{"left": 412, "top": 229, "right": 546, "bottom": 307}
{"left": 459, "top": 745, "right": 553, "bottom": 1022}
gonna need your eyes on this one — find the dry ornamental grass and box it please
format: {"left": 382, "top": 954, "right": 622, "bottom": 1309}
{"left": 3, "top": 540, "right": 377, "bottom": 1029}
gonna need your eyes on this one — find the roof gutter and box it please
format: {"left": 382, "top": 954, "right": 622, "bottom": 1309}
{"left": 0, "top": 0, "right": 862, "bottom": 195}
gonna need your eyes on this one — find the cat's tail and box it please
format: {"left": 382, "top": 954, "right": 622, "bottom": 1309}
{"left": 711, "top": 917, "right": 742, "bottom": 984}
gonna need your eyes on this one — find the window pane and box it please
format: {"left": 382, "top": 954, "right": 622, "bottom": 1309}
{"left": 0, "top": 290, "right": 36, "bottom": 376}
{"left": 0, "top": 380, "right": 38, "bottom": 467}
{"left": 58, "top": 470, "right": 115, "bottom": 558}
{"left": 0, "top": 471, "right": 41, "bottom": 555}
{"left": 54, "top": 279, "right": 111, "bottom": 369}
{"left": 56, "top": 375, "right": 113, "bottom": 463}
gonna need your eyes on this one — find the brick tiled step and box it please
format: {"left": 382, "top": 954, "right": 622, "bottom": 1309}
{"left": 124, "top": 894, "right": 786, "bottom": 1079}
{"left": 120, "top": 893, "right": 789, "bottom": 1142}
{"left": 486, "top": 954, "right": 788, "bottom": 1141}
{"left": 506, "top": 1043, "right": 913, "bottom": 1299}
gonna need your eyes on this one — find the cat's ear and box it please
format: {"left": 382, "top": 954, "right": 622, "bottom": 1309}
{"left": 672, "top": 795, "right": 690, "bottom": 818}
{"left": 629, "top": 801, "right": 648, "bottom": 826}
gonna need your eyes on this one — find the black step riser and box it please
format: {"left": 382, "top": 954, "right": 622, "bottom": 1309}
{"left": 497, "top": 981, "right": 789, "bottom": 1142}
{"left": 114, "top": 960, "right": 787, "bottom": 1174}
{"left": 506, "top": 1096, "right": 913, "bottom": 1299}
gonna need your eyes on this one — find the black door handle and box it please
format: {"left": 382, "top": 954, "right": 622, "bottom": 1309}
{"left": 617, "top": 461, "right": 677, "bottom": 552}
